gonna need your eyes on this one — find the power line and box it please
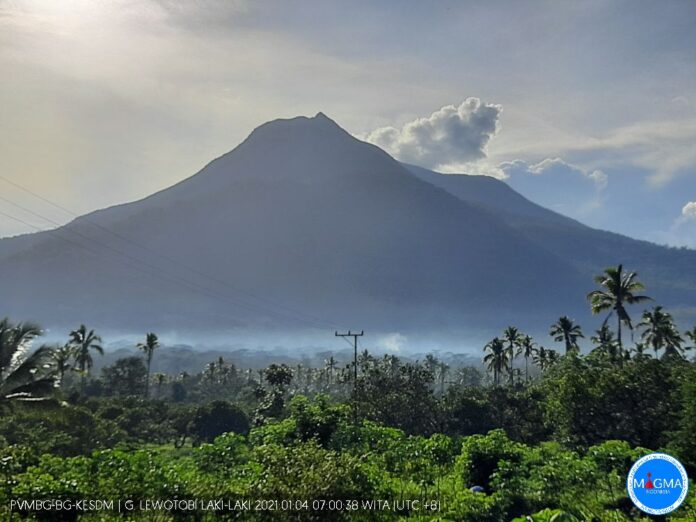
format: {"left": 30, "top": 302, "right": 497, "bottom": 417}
{"left": 0, "top": 174, "right": 341, "bottom": 330}
{"left": 0, "top": 193, "right": 327, "bottom": 326}
{"left": 0, "top": 210, "right": 46, "bottom": 233}
{"left": 0, "top": 207, "right": 282, "bottom": 324}
{"left": 335, "top": 330, "right": 363, "bottom": 430}
{"left": 0, "top": 178, "right": 345, "bottom": 329}
{"left": 338, "top": 335, "right": 355, "bottom": 350}
{"left": 0, "top": 209, "right": 230, "bottom": 323}
{"left": 0, "top": 198, "right": 329, "bottom": 328}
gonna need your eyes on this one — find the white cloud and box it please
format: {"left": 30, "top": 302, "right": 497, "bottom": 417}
{"left": 377, "top": 332, "right": 408, "bottom": 353}
{"left": 366, "top": 98, "right": 502, "bottom": 170}
{"left": 682, "top": 201, "right": 696, "bottom": 220}
{"left": 595, "top": 120, "right": 696, "bottom": 187}
{"left": 436, "top": 160, "right": 507, "bottom": 178}
{"left": 587, "top": 169, "right": 608, "bottom": 191}
{"left": 492, "top": 157, "right": 610, "bottom": 220}
{"left": 532, "top": 119, "right": 696, "bottom": 188}
{"left": 500, "top": 157, "right": 608, "bottom": 191}
{"left": 658, "top": 201, "right": 696, "bottom": 249}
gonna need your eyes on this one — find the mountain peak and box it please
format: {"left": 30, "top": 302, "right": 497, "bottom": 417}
{"left": 234, "top": 112, "right": 355, "bottom": 162}
{"left": 249, "top": 112, "right": 345, "bottom": 137}
{"left": 182, "top": 112, "right": 378, "bottom": 189}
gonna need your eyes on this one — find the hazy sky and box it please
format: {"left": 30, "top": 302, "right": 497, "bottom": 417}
{"left": 1, "top": 0, "right": 695, "bottom": 246}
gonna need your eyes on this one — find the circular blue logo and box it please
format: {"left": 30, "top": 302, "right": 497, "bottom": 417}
{"left": 627, "top": 453, "right": 689, "bottom": 515}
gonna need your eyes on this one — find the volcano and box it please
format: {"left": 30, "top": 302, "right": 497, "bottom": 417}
{"left": 0, "top": 113, "right": 694, "bottom": 338}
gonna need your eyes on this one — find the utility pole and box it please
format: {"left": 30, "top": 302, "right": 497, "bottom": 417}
{"left": 335, "top": 330, "right": 363, "bottom": 430}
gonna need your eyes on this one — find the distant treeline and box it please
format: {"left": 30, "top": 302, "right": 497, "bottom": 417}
{"left": 1, "top": 264, "right": 695, "bottom": 520}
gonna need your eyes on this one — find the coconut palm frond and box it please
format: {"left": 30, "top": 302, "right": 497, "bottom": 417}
{"left": 0, "top": 345, "right": 55, "bottom": 397}
{"left": 0, "top": 321, "right": 57, "bottom": 406}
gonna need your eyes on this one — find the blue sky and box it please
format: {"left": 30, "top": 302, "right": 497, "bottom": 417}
{"left": 0, "top": 0, "right": 695, "bottom": 246}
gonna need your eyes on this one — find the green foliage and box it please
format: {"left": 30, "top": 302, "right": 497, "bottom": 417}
{"left": 438, "top": 488, "right": 509, "bottom": 522}
{"left": 4, "top": 286, "right": 696, "bottom": 521}
{"left": 541, "top": 357, "right": 682, "bottom": 448}
{"left": 587, "top": 440, "right": 648, "bottom": 475}
{"left": 101, "top": 356, "right": 147, "bottom": 396}
{"left": 442, "top": 386, "right": 495, "bottom": 435}
{"left": 0, "top": 404, "right": 125, "bottom": 456}
{"left": 2, "top": 349, "right": 695, "bottom": 521}
{"left": 288, "top": 394, "right": 348, "bottom": 446}
{"left": 190, "top": 400, "right": 250, "bottom": 444}
{"left": 355, "top": 360, "right": 439, "bottom": 435}
{"left": 2, "top": 402, "right": 695, "bottom": 521}
{"left": 12, "top": 449, "right": 176, "bottom": 502}
{"left": 668, "top": 364, "right": 696, "bottom": 472}
{"left": 511, "top": 509, "right": 581, "bottom": 522}
{"left": 264, "top": 363, "right": 293, "bottom": 389}
{"left": 194, "top": 432, "right": 250, "bottom": 478}
{"left": 457, "top": 429, "right": 526, "bottom": 490}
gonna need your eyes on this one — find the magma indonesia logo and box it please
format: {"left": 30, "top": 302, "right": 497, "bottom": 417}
{"left": 627, "top": 453, "right": 689, "bottom": 515}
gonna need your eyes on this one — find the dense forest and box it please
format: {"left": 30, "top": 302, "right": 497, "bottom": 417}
{"left": 1, "top": 265, "right": 695, "bottom": 521}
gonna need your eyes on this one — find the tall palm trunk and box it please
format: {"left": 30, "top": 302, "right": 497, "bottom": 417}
{"left": 525, "top": 356, "right": 529, "bottom": 382}
{"left": 145, "top": 355, "right": 152, "bottom": 398}
{"left": 616, "top": 310, "right": 622, "bottom": 350}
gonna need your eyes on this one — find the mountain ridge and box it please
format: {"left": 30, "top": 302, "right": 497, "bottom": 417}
{"left": 0, "top": 113, "right": 694, "bottom": 338}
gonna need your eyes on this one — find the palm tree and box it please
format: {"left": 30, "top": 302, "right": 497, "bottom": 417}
{"left": 424, "top": 354, "right": 439, "bottom": 377}
{"left": 1, "top": 318, "right": 41, "bottom": 381}
{"left": 437, "top": 361, "right": 450, "bottom": 396}
{"left": 662, "top": 339, "right": 686, "bottom": 360}
{"left": 0, "top": 318, "right": 56, "bottom": 404}
{"left": 550, "top": 316, "right": 584, "bottom": 354}
{"left": 264, "top": 363, "right": 293, "bottom": 390}
{"left": 684, "top": 327, "right": 696, "bottom": 352}
{"left": 295, "top": 364, "right": 305, "bottom": 391}
{"left": 638, "top": 306, "right": 684, "bottom": 359}
{"left": 547, "top": 349, "right": 561, "bottom": 366}
{"left": 137, "top": 332, "right": 159, "bottom": 398}
{"left": 324, "top": 356, "right": 337, "bottom": 386}
{"left": 590, "top": 322, "right": 621, "bottom": 364}
{"left": 217, "top": 357, "right": 227, "bottom": 382}
{"left": 357, "top": 349, "right": 374, "bottom": 373}
{"left": 219, "top": 363, "right": 235, "bottom": 386}
{"left": 516, "top": 334, "right": 537, "bottom": 381}
{"left": 153, "top": 373, "right": 167, "bottom": 398}
{"left": 381, "top": 354, "right": 400, "bottom": 378}
{"left": 502, "top": 326, "right": 522, "bottom": 384}
{"left": 50, "top": 344, "right": 75, "bottom": 384}
{"left": 68, "top": 324, "right": 103, "bottom": 394}
{"left": 204, "top": 363, "right": 217, "bottom": 384}
{"left": 534, "top": 347, "right": 550, "bottom": 372}
{"left": 587, "top": 265, "right": 651, "bottom": 349}
{"left": 534, "top": 346, "right": 560, "bottom": 371}
{"left": 631, "top": 342, "right": 649, "bottom": 360}
{"left": 483, "top": 337, "right": 508, "bottom": 386}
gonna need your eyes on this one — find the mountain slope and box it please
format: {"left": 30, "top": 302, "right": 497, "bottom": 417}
{"left": 0, "top": 114, "right": 586, "bottom": 334}
{"left": 404, "top": 163, "right": 584, "bottom": 228}
{"left": 405, "top": 163, "right": 696, "bottom": 318}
